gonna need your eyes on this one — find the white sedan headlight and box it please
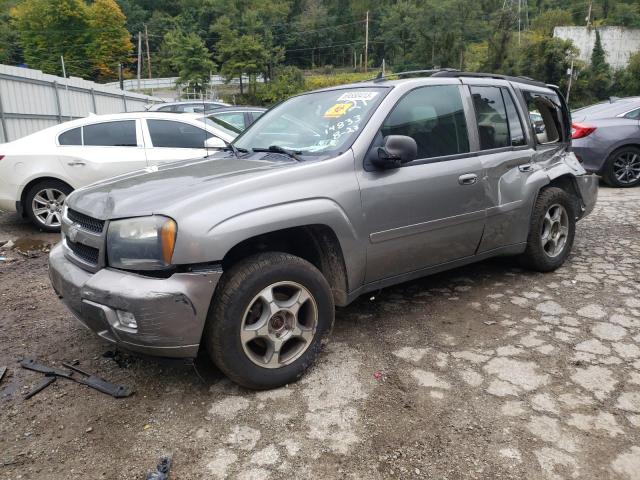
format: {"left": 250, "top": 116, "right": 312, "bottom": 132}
{"left": 107, "top": 216, "right": 177, "bottom": 270}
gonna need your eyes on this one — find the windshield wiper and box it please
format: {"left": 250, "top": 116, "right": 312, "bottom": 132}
{"left": 252, "top": 145, "right": 302, "bottom": 162}
{"left": 219, "top": 142, "right": 248, "bottom": 158}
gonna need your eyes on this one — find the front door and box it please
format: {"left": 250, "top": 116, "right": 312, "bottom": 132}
{"left": 357, "top": 84, "right": 486, "bottom": 283}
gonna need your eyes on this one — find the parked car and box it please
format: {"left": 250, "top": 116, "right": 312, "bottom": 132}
{"left": 148, "top": 100, "right": 230, "bottom": 114}
{"left": 571, "top": 96, "right": 640, "bottom": 187}
{"left": 0, "top": 112, "right": 236, "bottom": 231}
{"left": 49, "top": 71, "right": 597, "bottom": 389}
{"left": 206, "top": 106, "right": 266, "bottom": 131}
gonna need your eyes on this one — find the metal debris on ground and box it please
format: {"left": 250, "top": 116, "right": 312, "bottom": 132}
{"left": 24, "top": 376, "right": 56, "bottom": 400}
{"left": 20, "top": 358, "right": 134, "bottom": 398}
{"left": 146, "top": 455, "right": 172, "bottom": 480}
{"left": 0, "top": 366, "right": 7, "bottom": 383}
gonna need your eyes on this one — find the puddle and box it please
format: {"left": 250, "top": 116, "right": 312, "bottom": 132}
{"left": 3, "top": 237, "right": 51, "bottom": 258}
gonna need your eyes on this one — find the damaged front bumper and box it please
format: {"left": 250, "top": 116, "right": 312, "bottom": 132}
{"left": 48, "top": 243, "right": 221, "bottom": 358}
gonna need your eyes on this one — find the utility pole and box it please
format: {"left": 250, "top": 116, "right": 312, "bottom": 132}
{"left": 137, "top": 31, "right": 142, "bottom": 90}
{"left": 144, "top": 24, "right": 152, "bottom": 79}
{"left": 119, "top": 63, "right": 124, "bottom": 91}
{"left": 566, "top": 58, "right": 575, "bottom": 104}
{"left": 586, "top": 0, "right": 593, "bottom": 27}
{"left": 60, "top": 55, "right": 72, "bottom": 120}
{"left": 364, "top": 10, "right": 369, "bottom": 73}
{"left": 518, "top": 0, "right": 521, "bottom": 46}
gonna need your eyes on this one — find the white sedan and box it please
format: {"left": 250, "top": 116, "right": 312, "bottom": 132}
{"left": 0, "top": 112, "right": 236, "bottom": 231}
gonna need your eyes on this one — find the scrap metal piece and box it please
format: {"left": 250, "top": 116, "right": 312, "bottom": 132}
{"left": 20, "top": 358, "right": 72, "bottom": 378}
{"left": 0, "top": 366, "right": 6, "bottom": 384}
{"left": 146, "top": 455, "right": 172, "bottom": 480}
{"left": 24, "top": 376, "right": 56, "bottom": 400}
{"left": 62, "top": 362, "right": 134, "bottom": 398}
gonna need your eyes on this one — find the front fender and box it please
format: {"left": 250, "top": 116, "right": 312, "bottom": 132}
{"left": 171, "top": 198, "right": 366, "bottom": 291}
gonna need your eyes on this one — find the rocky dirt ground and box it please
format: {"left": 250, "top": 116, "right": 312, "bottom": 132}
{"left": 1, "top": 185, "right": 639, "bottom": 480}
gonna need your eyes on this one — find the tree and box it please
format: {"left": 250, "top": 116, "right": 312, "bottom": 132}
{"left": 530, "top": 9, "right": 573, "bottom": 37}
{"left": 11, "top": 0, "right": 92, "bottom": 77}
{"left": 587, "top": 29, "right": 611, "bottom": 100}
{"left": 379, "top": 1, "right": 419, "bottom": 69}
{"left": 87, "top": 0, "right": 133, "bottom": 81}
{"left": 0, "top": 0, "right": 21, "bottom": 65}
{"left": 607, "top": 3, "right": 640, "bottom": 28}
{"left": 159, "top": 29, "right": 215, "bottom": 93}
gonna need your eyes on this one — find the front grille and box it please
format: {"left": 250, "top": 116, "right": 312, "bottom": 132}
{"left": 66, "top": 238, "right": 99, "bottom": 265}
{"left": 67, "top": 208, "right": 105, "bottom": 234}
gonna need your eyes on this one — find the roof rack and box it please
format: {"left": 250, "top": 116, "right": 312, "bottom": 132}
{"left": 430, "top": 70, "right": 547, "bottom": 88}
{"left": 368, "top": 68, "right": 459, "bottom": 83}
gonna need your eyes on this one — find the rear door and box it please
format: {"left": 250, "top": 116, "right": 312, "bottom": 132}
{"left": 461, "top": 80, "right": 537, "bottom": 253}
{"left": 358, "top": 84, "right": 486, "bottom": 282}
{"left": 142, "top": 119, "right": 213, "bottom": 165}
{"left": 57, "top": 119, "right": 147, "bottom": 187}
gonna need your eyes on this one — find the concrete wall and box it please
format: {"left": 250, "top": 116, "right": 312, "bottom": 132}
{"left": 554, "top": 26, "right": 640, "bottom": 70}
{"left": 0, "top": 65, "right": 163, "bottom": 143}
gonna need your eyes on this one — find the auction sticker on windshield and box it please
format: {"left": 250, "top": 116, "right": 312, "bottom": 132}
{"left": 337, "top": 91, "right": 379, "bottom": 102}
{"left": 323, "top": 103, "right": 352, "bottom": 118}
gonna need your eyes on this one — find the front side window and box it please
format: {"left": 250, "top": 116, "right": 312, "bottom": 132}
{"left": 83, "top": 121, "right": 137, "bottom": 147}
{"left": 147, "top": 120, "right": 212, "bottom": 148}
{"left": 234, "top": 87, "right": 388, "bottom": 157}
{"left": 470, "top": 86, "right": 510, "bottom": 150}
{"left": 58, "top": 127, "right": 81, "bottom": 145}
{"left": 381, "top": 85, "right": 470, "bottom": 159}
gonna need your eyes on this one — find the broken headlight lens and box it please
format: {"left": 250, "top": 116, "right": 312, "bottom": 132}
{"left": 107, "top": 216, "right": 177, "bottom": 271}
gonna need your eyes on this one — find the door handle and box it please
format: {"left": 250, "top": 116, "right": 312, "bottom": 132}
{"left": 519, "top": 164, "right": 534, "bottom": 172}
{"left": 458, "top": 173, "right": 478, "bottom": 185}
{"left": 67, "top": 161, "right": 85, "bottom": 166}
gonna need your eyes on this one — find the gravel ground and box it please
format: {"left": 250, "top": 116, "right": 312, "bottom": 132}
{"left": 1, "top": 185, "right": 639, "bottom": 480}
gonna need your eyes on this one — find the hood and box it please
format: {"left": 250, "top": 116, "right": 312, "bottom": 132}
{"left": 67, "top": 155, "right": 295, "bottom": 219}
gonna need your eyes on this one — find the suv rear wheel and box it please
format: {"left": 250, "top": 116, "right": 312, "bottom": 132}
{"left": 519, "top": 187, "right": 576, "bottom": 272}
{"left": 203, "top": 252, "right": 334, "bottom": 389}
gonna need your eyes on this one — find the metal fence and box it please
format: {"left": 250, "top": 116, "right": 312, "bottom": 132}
{"left": 105, "top": 74, "right": 264, "bottom": 92}
{"left": 0, "top": 65, "right": 163, "bottom": 143}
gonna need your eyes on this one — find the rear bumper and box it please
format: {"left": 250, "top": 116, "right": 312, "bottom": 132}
{"left": 572, "top": 142, "right": 607, "bottom": 174}
{"left": 575, "top": 174, "right": 599, "bottom": 219}
{"left": 48, "top": 243, "right": 222, "bottom": 358}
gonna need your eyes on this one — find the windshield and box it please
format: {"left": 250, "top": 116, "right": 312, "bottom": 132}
{"left": 234, "top": 87, "right": 388, "bottom": 156}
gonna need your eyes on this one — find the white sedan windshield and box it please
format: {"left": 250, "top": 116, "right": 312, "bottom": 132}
{"left": 234, "top": 87, "right": 387, "bottom": 156}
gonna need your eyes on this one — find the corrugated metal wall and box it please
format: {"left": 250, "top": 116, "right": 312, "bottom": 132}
{"left": 0, "top": 65, "right": 163, "bottom": 143}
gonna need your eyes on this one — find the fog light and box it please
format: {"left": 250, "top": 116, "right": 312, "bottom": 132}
{"left": 116, "top": 310, "right": 137, "bottom": 329}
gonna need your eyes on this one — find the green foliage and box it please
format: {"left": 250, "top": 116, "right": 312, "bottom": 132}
{"left": 587, "top": 29, "right": 612, "bottom": 100}
{"left": 606, "top": 3, "right": 640, "bottom": 28}
{"left": 159, "top": 29, "right": 215, "bottom": 92}
{"left": 0, "top": 1, "right": 21, "bottom": 64}
{"left": 530, "top": 9, "right": 574, "bottom": 37}
{"left": 87, "top": 0, "right": 133, "bottom": 80}
{"left": 255, "top": 65, "right": 305, "bottom": 104}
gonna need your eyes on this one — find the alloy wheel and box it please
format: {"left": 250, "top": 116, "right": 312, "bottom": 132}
{"left": 240, "top": 281, "right": 318, "bottom": 369}
{"left": 613, "top": 152, "right": 640, "bottom": 185}
{"left": 31, "top": 188, "right": 66, "bottom": 228}
{"left": 540, "top": 203, "right": 569, "bottom": 258}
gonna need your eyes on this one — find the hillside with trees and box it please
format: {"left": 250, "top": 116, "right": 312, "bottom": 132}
{"left": 2, "top": 0, "right": 640, "bottom": 105}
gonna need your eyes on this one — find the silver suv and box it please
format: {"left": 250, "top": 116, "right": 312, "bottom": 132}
{"left": 49, "top": 71, "right": 598, "bottom": 389}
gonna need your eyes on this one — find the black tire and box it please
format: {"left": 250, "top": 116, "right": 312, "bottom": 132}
{"left": 518, "top": 187, "right": 576, "bottom": 272}
{"left": 24, "top": 179, "right": 72, "bottom": 232}
{"left": 203, "top": 252, "right": 334, "bottom": 390}
{"left": 602, "top": 146, "right": 640, "bottom": 188}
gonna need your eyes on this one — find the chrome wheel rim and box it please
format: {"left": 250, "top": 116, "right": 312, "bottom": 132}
{"left": 541, "top": 203, "right": 569, "bottom": 258}
{"left": 240, "top": 281, "right": 318, "bottom": 369}
{"left": 32, "top": 188, "right": 66, "bottom": 228}
{"left": 613, "top": 152, "right": 640, "bottom": 185}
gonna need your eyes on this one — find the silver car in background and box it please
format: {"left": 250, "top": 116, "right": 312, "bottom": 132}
{"left": 571, "top": 97, "right": 640, "bottom": 187}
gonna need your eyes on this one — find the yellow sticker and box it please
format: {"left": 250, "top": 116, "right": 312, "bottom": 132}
{"left": 323, "top": 103, "right": 352, "bottom": 118}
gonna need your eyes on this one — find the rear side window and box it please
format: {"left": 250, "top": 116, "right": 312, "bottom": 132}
{"left": 624, "top": 108, "right": 640, "bottom": 120}
{"left": 156, "top": 105, "right": 175, "bottom": 112}
{"left": 502, "top": 89, "right": 527, "bottom": 146}
{"left": 381, "top": 85, "right": 470, "bottom": 159}
{"left": 58, "top": 127, "right": 81, "bottom": 145}
{"left": 470, "top": 86, "right": 510, "bottom": 150}
{"left": 147, "top": 120, "right": 212, "bottom": 148}
{"left": 524, "top": 92, "right": 564, "bottom": 144}
{"left": 213, "top": 112, "right": 246, "bottom": 130}
{"left": 83, "top": 121, "right": 137, "bottom": 147}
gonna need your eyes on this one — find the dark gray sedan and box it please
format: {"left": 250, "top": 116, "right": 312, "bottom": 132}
{"left": 571, "top": 97, "right": 640, "bottom": 187}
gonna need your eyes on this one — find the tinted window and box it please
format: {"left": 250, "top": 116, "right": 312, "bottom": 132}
{"left": 83, "top": 121, "right": 137, "bottom": 147}
{"left": 147, "top": 120, "right": 212, "bottom": 148}
{"left": 58, "top": 127, "right": 81, "bottom": 145}
{"left": 381, "top": 85, "right": 469, "bottom": 159}
{"left": 470, "top": 86, "right": 510, "bottom": 150}
{"left": 502, "top": 89, "right": 526, "bottom": 146}
{"left": 213, "top": 112, "right": 246, "bottom": 130}
{"left": 156, "top": 105, "right": 175, "bottom": 112}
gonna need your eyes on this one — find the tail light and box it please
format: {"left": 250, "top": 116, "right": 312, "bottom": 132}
{"left": 0, "top": 155, "right": 4, "bottom": 161}
{"left": 571, "top": 123, "right": 596, "bottom": 139}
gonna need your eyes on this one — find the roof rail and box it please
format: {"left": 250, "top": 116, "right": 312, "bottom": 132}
{"left": 431, "top": 70, "right": 547, "bottom": 88}
{"left": 365, "top": 68, "right": 459, "bottom": 83}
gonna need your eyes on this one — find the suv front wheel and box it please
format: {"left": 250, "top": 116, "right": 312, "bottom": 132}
{"left": 519, "top": 187, "right": 576, "bottom": 272}
{"left": 204, "top": 252, "right": 334, "bottom": 389}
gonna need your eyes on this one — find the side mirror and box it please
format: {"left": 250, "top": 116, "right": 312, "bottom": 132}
{"left": 372, "top": 135, "right": 418, "bottom": 169}
{"left": 204, "top": 136, "right": 226, "bottom": 149}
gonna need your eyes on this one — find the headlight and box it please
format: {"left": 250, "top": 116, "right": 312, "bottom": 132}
{"left": 107, "top": 216, "right": 177, "bottom": 270}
